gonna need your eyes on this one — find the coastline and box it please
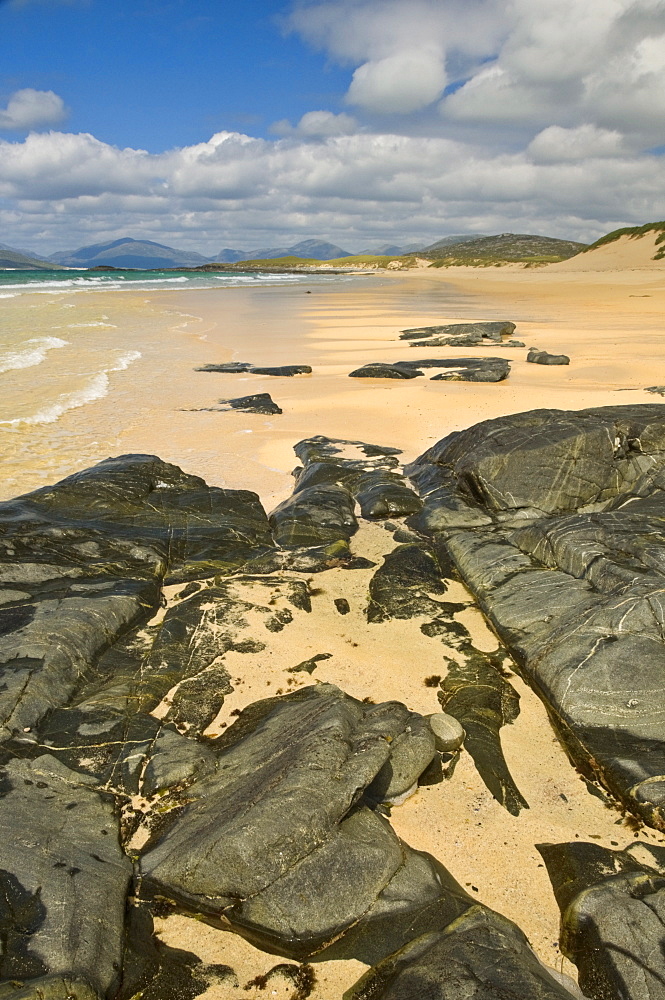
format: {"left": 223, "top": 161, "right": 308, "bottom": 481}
{"left": 2, "top": 256, "right": 665, "bottom": 998}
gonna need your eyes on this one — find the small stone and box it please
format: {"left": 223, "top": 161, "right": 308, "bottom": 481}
{"left": 427, "top": 712, "right": 465, "bottom": 752}
{"left": 334, "top": 598, "right": 351, "bottom": 615}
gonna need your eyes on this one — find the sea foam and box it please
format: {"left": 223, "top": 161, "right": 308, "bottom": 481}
{"left": 0, "top": 336, "right": 69, "bottom": 375}
{"left": 0, "top": 349, "right": 141, "bottom": 426}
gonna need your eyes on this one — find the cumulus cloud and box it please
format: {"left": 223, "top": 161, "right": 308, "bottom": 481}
{"left": 271, "top": 110, "right": 358, "bottom": 137}
{"left": 288, "top": 0, "right": 665, "bottom": 148}
{"left": 0, "top": 89, "right": 68, "bottom": 131}
{"left": 1, "top": 126, "right": 664, "bottom": 253}
{"left": 528, "top": 124, "right": 627, "bottom": 163}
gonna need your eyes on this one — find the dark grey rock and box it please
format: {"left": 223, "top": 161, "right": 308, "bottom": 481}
{"left": 217, "top": 392, "right": 282, "bottom": 414}
{"left": 0, "top": 755, "right": 131, "bottom": 999}
{"left": 139, "top": 685, "right": 437, "bottom": 926}
{"left": 344, "top": 906, "right": 579, "bottom": 999}
{"left": 400, "top": 321, "right": 516, "bottom": 346}
{"left": 406, "top": 405, "right": 665, "bottom": 829}
{"left": 0, "top": 453, "right": 275, "bottom": 585}
{"left": 367, "top": 544, "right": 449, "bottom": 624}
{"left": 196, "top": 362, "right": 311, "bottom": 376}
{"left": 293, "top": 436, "right": 401, "bottom": 470}
{"left": 539, "top": 840, "right": 665, "bottom": 1000}
{"left": 645, "top": 386, "right": 665, "bottom": 396}
{"left": 527, "top": 348, "right": 570, "bottom": 365}
{"left": 335, "top": 597, "right": 351, "bottom": 615}
{"left": 270, "top": 484, "right": 357, "bottom": 548}
{"left": 354, "top": 472, "right": 422, "bottom": 519}
{"left": 349, "top": 363, "right": 422, "bottom": 379}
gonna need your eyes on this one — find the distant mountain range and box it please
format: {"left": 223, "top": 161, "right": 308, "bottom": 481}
{"left": 0, "top": 232, "right": 589, "bottom": 270}
{"left": 0, "top": 242, "right": 63, "bottom": 270}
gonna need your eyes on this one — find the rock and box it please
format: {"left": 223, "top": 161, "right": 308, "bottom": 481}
{"left": 0, "top": 755, "right": 132, "bottom": 999}
{"left": 400, "top": 321, "right": 516, "bottom": 346}
{"left": 354, "top": 472, "right": 422, "bottom": 519}
{"left": 539, "top": 840, "right": 665, "bottom": 1000}
{"left": 366, "top": 544, "right": 449, "bottom": 624}
{"left": 349, "top": 363, "right": 422, "bottom": 379}
{"left": 139, "top": 685, "right": 439, "bottom": 930}
{"left": 0, "top": 579, "right": 157, "bottom": 743}
{"left": 406, "top": 405, "right": 665, "bottom": 829}
{"left": 217, "top": 392, "right": 282, "bottom": 414}
{"left": 427, "top": 712, "right": 465, "bottom": 752}
{"left": 527, "top": 348, "right": 570, "bottom": 365}
{"left": 0, "top": 453, "right": 275, "bottom": 585}
{"left": 645, "top": 385, "right": 665, "bottom": 395}
{"left": 344, "top": 906, "right": 579, "bottom": 999}
{"left": 335, "top": 597, "right": 351, "bottom": 614}
{"left": 438, "top": 652, "right": 528, "bottom": 815}
{"left": 393, "top": 358, "right": 510, "bottom": 382}
{"left": 196, "top": 362, "right": 311, "bottom": 376}
{"left": 270, "top": 484, "right": 357, "bottom": 548}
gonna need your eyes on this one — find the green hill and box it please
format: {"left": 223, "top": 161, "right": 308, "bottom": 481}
{"left": 419, "top": 233, "right": 587, "bottom": 267}
{"left": 0, "top": 245, "right": 64, "bottom": 270}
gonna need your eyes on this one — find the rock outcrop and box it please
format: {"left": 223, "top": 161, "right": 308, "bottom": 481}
{"left": 217, "top": 392, "right": 283, "bottom": 414}
{"left": 405, "top": 404, "right": 665, "bottom": 832}
{"left": 400, "top": 321, "right": 516, "bottom": 347}
{"left": 196, "top": 362, "right": 312, "bottom": 376}
{"left": 527, "top": 348, "right": 570, "bottom": 365}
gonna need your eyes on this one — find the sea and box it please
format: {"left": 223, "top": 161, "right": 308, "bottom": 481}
{"left": 0, "top": 266, "right": 366, "bottom": 501}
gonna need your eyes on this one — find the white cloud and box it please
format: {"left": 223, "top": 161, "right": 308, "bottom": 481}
{"left": 528, "top": 125, "right": 627, "bottom": 162}
{"left": 1, "top": 126, "right": 664, "bottom": 254}
{"left": 271, "top": 110, "right": 358, "bottom": 137}
{"left": 347, "top": 47, "right": 446, "bottom": 113}
{"left": 0, "top": 89, "right": 68, "bottom": 131}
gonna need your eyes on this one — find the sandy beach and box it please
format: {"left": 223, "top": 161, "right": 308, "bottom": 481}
{"left": 2, "top": 237, "right": 665, "bottom": 998}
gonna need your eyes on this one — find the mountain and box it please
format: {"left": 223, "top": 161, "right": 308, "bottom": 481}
{"left": 421, "top": 233, "right": 587, "bottom": 265}
{"left": 357, "top": 241, "right": 426, "bottom": 255}
{"left": 0, "top": 243, "right": 64, "bottom": 269}
{"left": 211, "top": 239, "right": 352, "bottom": 263}
{"left": 48, "top": 238, "right": 211, "bottom": 269}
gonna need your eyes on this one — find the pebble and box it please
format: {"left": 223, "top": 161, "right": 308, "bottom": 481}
{"left": 427, "top": 712, "right": 465, "bottom": 752}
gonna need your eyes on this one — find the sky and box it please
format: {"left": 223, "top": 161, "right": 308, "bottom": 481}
{"left": 0, "top": 0, "right": 664, "bottom": 255}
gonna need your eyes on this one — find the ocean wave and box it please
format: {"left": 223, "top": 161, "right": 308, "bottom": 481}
{"left": 0, "top": 293, "right": 18, "bottom": 298}
{"left": 0, "top": 336, "right": 69, "bottom": 375}
{"left": 66, "top": 321, "right": 118, "bottom": 328}
{"left": 0, "top": 348, "right": 142, "bottom": 426}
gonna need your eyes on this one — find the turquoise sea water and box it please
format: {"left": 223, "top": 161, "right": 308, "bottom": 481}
{"left": 0, "top": 267, "right": 336, "bottom": 296}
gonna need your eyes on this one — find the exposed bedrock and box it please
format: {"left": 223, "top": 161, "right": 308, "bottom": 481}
{"left": 196, "top": 362, "right": 311, "bottom": 376}
{"left": 217, "top": 392, "right": 283, "bottom": 414}
{"left": 0, "top": 755, "right": 132, "bottom": 1000}
{"left": 528, "top": 348, "right": 571, "bottom": 365}
{"left": 405, "top": 404, "right": 665, "bottom": 830}
{"left": 400, "top": 320, "right": 516, "bottom": 347}
{"left": 349, "top": 358, "right": 510, "bottom": 382}
{"left": 288, "top": 434, "right": 421, "bottom": 521}
{"left": 539, "top": 840, "right": 665, "bottom": 1000}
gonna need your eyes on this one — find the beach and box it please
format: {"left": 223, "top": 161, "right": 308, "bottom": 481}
{"left": 2, "top": 246, "right": 665, "bottom": 998}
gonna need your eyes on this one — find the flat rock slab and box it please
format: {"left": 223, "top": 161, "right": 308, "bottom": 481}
{"left": 527, "top": 348, "right": 570, "bottom": 365}
{"left": 397, "top": 358, "right": 510, "bottom": 382}
{"left": 217, "top": 393, "right": 282, "bottom": 414}
{"left": 407, "top": 404, "right": 665, "bottom": 830}
{"left": 349, "top": 363, "right": 422, "bottom": 379}
{"left": 197, "top": 363, "right": 311, "bottom": 376}
{"left": 0, "top": 755, "right": 131, "bottom": 999}
{"left": 140, "top": 685, "right": 435, "bottom": 922}
{"left": 400, "top": 321, "right": 516, "bottom": 347}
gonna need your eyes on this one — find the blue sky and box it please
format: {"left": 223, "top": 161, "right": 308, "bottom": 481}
{"left": 0, "top": 1, "right": 351, "bottom": 150}
{"left": 0, "top": 0, "right": 664, "bottom": 254}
